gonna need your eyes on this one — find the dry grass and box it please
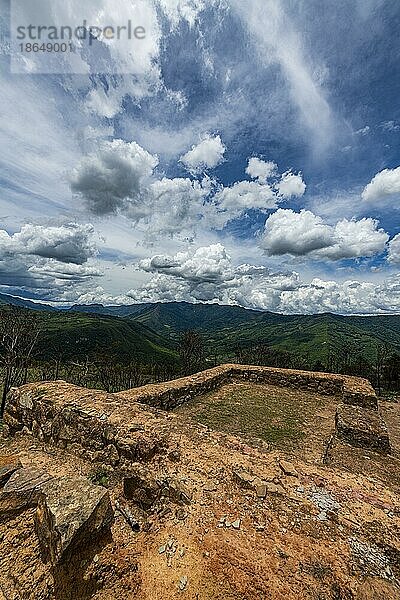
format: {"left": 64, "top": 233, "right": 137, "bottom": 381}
{"left": 175, "top": 382, "right": 338, "bottom": 456}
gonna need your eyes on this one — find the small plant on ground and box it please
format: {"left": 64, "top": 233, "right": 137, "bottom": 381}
{"left": 88, "top": 468, "right": 109, "bottom": 488}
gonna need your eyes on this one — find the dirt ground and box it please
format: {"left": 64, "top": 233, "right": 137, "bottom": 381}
{"left": 325, "top": 398, "right": 400, "bottom": 495}
{"left": 0, "top": 383, "right": 399, "bottom": 600}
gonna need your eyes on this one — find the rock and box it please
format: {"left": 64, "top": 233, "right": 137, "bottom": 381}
{"left": 0, "top": 424, "right": 10, "bottom": 438}
{"left": 19, "top": 392, "right": 33, "bottom": 410}
{"left": 32, "top": 420, "right": 44, "bottom": 442}
{"left": 278, "top": 460, "right": 298, "bottom": 477}
{"left": 179, "top": 575, "right": 188, "bottom": 591}
{"left": 231, "top": 519, "right": 241, "bottom": 530}
{"left": 307, "top": 486, "right": 340, "bottom": 513}
{"left": 14, "top": 426, "right": 31, "bottom": 438}
{"left": 256, "top": 483, "right": 267, "bottom": 499}
{"left": 0, "top": 455, "right": 22, "bottom": 487}
{"left": 0, "top": 468, "right": 53, "bottom": 519}
{"left": 159, "top": 545, "right": 166, "bottom": 554}
{"left": 102, "top": 444, "right": 119, "bottom": 467}
{"left": 168, "top": 450, "right": 181, "bottom": 463}
{"left": 168, "top": 478, "right": 192, "bottom": 505}
{"left": 35, "top": 475, "right": 114, "bottom": 564}
{"left": 3, "top": 413, "right": 21, "bottom": 432}
{"left": 176, "top": 508, "right": 187, "bottom": 520}
{"left": 343, "top": 384, "right": 378, "bottom": 410}
{"left": 41, "top": 421, "right": 52, "bottom": 441}
{"left": 115, "top": 499, "right": 140, "bottom": 532}
{"left": 103, "top": 425, "right": 117, "bottom": 443}
{"left": 123, "top": 469, "right": 161, "bottom": 510}
{"left": 232, "top": 469, "right": 254, "bottom": 489}
{"left": 349, "top": 537, "right": 393, "bottom": 578}
{"left": 203, "top": 480, "right": 217, "bottom": 492}
{"left": 265, "top": 482, "right": 285, "bottom": 495}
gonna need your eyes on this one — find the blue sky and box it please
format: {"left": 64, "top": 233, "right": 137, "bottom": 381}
{"left": 0, "top": 0, "right": 400, "bottom": 313}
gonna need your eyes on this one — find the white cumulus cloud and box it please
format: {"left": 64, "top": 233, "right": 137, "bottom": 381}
{"left": 0, "top": 223, "right": 97, "bottom": 265}
{"left": 130, "top": 243, "right": 300, "bottom": 307}
{"left": 180, "top": 134, "right": 226, "bottom": 173}
{"left": 260, "top": 209, "right": 388, "bottom": 259}
{"left": 215, "top": 180, "right": 275, "bottom": 211}
{"left": 0, "top": 223, "right": 101, "bottom": 300}
{"left": 362, "top": 166, "right": 400, "bottom": 203}
{"left": 279, "top": 276, "right": 400, "bottom": 315}
{"left": 261, "top": 209, "right": 334, "bottom": 256}
{"left": 246, "top": 157, "right": 278, "bottom": 182}
{"left": 326, "top": 217, "right": 389, "bottom": 260}
{"left": 126, "top": 243, "right": 400, "bottom": 315}
{"left": 146, "top": 177, "right": 210, "bottom": 236}
{"left": 276, "top": 172, "right": 306, "bottom": 198}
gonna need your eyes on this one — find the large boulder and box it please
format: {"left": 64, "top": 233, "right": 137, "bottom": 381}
{"left": 0, "top": 468, "right": 53, "bottom": 519}
{"left": 35, "top": 475, "right": 114, "bottom": 564}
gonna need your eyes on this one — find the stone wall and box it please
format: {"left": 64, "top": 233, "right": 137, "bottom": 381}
{"left": 117, "top": 363, "right": 377, "bottom": 410}
{"left": 335, "top": 404, "right": 391, "bottom": 455}
{"left": 4, "top": 382, "right": 171, "bottom": 472}
{"left": 3, "top": 364, "right": 390, "bottom": 463}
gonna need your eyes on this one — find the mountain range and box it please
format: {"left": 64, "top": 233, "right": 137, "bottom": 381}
{"left": 1, "top": 293, "right": 400, "bottom": 365}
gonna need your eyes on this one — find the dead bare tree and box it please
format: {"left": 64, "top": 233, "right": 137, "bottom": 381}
{"left": 0, "top": 307, "right": 40, "bottom": 416}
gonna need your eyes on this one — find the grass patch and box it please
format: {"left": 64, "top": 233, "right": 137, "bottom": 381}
{"left": 176, "top": 383, "right": 334, "bottom": 451}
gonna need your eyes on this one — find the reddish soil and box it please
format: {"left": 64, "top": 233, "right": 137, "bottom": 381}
{"left": 0, "top": 382, "right": 399, "bottom": 600}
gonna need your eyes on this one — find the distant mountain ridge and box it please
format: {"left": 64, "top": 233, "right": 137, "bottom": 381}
{"left": 129, "top": 302, "right": 400, "bottom": 362}
{"left": 0, "top": 293, "right": 58, "bottom": 311}
{"left": 68, "top": 303, "right": 152, "bottom": 317}
{"left": 1, "top": 293, "right": 400, "bottom": 364}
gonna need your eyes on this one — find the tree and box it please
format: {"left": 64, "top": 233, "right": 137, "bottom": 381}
{"left": 374, "top": 342, "right": 391, "bottom": 396}
{"left": 384, "top": 352, "right": 400, "bottom": 391}
{"left": 178, "top": 330, "right": 205, "bottom": 375}
{"left": 0, "top": 307, "right": 40, "bottom": 416}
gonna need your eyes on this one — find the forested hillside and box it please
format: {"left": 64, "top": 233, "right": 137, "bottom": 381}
{"left": 1, "top": 295, "right": 400, "bottom": 396}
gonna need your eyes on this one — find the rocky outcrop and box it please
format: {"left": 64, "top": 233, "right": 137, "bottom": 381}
{"left": 4, "top": 382, "right": 169, "bottom": 471}
{"left": 232, "top": 467, "right": 289, "bottom": 498}
{"left": 342, "top": 379, "right": 378, "bottom": 410}
{"left": 35, "top": 475, "right": 114, "bottom": 564}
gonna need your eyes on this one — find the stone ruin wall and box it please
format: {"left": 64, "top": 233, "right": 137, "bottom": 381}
{"left": 3, "top": 364, "right": 391, "bottom": 471}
